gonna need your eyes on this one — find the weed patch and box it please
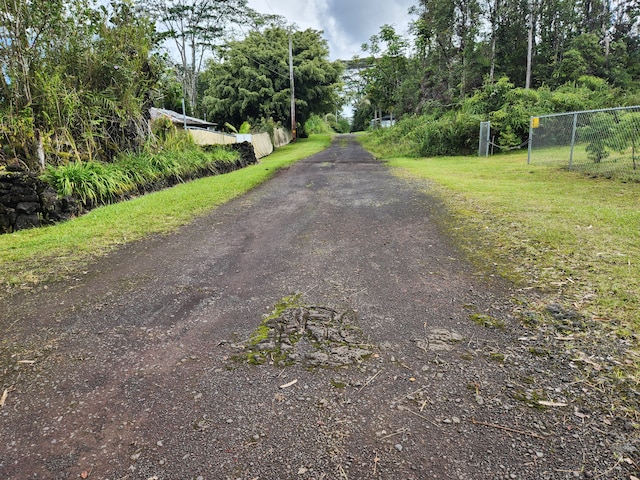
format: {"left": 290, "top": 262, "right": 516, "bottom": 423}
{"left": 470, "top": 313, "right": 505, "bottom": 330}
{"left": 234, "top": 294, "right": 373, "bottom": 368}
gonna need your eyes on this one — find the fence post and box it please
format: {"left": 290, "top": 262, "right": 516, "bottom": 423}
{"left": 527, "top": 116, "right": 533, "bottom": 164}
{"left": 569, "top": 113, "right": 578, "bottom": 169}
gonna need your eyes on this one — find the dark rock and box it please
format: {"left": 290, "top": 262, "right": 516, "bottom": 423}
{"left": 1, "top": 144, "right": 259, "bottom": 234}
{"left": 5, "top": 163, "right": 24, "bottom": 172}
{"left": 0, "top": 205, "right": 16, "bottom": 233}
{"left": 16, "top": 202, "right": 40, "bottom": 215}
{"left": 15, "top": 213, "right": 40, "bottom": 230}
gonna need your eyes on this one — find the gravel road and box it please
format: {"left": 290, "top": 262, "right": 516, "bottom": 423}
{"left": 0, "top": 135, "right": 637, "bottom": 479}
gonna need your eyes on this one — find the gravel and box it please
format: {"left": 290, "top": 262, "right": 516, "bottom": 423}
{"left": 0, "top": 135, "right": 638, "bottom": 479}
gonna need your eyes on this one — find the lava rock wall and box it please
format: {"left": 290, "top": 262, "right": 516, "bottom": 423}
{"left": 0, "top": 142, "right": 258, "bottom": 234}
{"left": 0, "top": 171, "right": 80, "bottom": 234}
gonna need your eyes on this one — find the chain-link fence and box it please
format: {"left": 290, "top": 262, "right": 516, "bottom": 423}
{"left": 528, "top": 106, "right": 640, "bottom": 181}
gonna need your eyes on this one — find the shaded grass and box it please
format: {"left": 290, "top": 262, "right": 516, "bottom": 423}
{"left": 360, "top": 135, "right": 640, "bottom": 335}
{"left": 0, "top": 135, "right": 331, "bottom": 289}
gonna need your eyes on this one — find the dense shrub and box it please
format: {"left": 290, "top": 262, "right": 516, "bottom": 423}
{"left": 367, "top": 75, "right": 631, "bottom": 158}
{"left": 42, "top": 134, "right": 239, "bottom": 206}
{"left": 417, "top": 113, "right": 483, "bottom": 156}
{"left": 365, "top": 112, "right": 482, "bottom": 157}
{"left": 304, "top": 114, "right": 335, "bottom": 135}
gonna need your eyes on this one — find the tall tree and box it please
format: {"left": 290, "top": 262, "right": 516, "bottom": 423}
{"left": 0, "top": 0, "right": 66, "bottom": 166}
{"left": 411, "top": 0, "right": 483, "bottom": 104}
{"left": 201, "top": 27, "right": 343, "bottom": 137}
{"left": 412, "top": 0, "right": 457, "bottom": 103}
{"left": 488, "top": 0, "right": 501, "bottom": 83}
{"left": 361, "top": 25, "right": 410, "bottom": 117}
{"left": 494, "top": 0, "right": 530, "bottom": 86}
{"left": 139, "top": 0, "right": 254, "bottom": 113}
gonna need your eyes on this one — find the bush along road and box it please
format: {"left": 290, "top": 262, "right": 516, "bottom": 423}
{"left": 0, "top": 135, "right": 637, "bottom": 479}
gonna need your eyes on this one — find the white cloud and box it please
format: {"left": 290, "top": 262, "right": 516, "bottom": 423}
{"left": 248, "top": 0, "right": 416, "bottom": 60}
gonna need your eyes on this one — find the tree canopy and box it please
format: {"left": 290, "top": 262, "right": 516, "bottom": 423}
{"left": 201, "top": 27, "right": 344, "bottom": 137}
{"left": 353, "top": 0, "right": 639, "bottom": 120}
{"left": 138, "top": 0, "right": 266, "bottom": 114}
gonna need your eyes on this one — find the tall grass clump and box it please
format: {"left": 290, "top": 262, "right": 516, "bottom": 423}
{"left": 366, "top": 112, "right": 483, "bottom": 158}
{"left": 42, "top": 131, "right": 240, "bottom": 207}
{"left": 42, "top": 161, "right": 136, "bottom": 205}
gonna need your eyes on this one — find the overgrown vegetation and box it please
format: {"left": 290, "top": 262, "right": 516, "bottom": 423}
{"left": 348, "top": 1, "right": 639, "bottom": 159}
{"left": 0, "top": 0, "right": 335, "bottom": 173}
{"left": 41, "top": 132, "right": 238, "bottom": 207}
{"left": 361, "top": 76, "right": 635, "bottom": 157}
{"left": 352, "top": 1, "right": 639, "bottom": 126}
{"left": 305, "top": 114, "right": 350, "bottom": 135}
{"left": 0, "top": 0, "right": 162, "bottom": 170}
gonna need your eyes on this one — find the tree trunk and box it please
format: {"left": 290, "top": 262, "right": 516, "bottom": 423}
{"left": 489, "top": 0, "right": 499, "bottom": 83}
{"left": 602, "top": 0, "right": 610, "bottom": 58}
{"left": 525, "top": 0, "right": 535, "bottom": 89}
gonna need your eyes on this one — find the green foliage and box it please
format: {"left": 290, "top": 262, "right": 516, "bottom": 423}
{"left": 364, "top": 111, "right": 482, "bottom": 157}
{"left": 151, "top": 117, "right": 177, "bottom": 142}
{"left": 42, "top": 137, "right": 239, "bottom": 206}
{"left": 359, "top": 0, "right": 640, "bottom": 122}
{"left": 552, "top": 49, "right": 589, "bottom": 85}
{"left": 579, "top": 113, "right": 614, "bottom": 163}
{"left": 419, "top": 113, "right": 483, "bottom": 156}
{"left": 334, "top": 118, "right": 351, "bottom": 134}
{"left": 498, "top": 126, "right": 521, "bottom": 150}
{"left": 201, "top": 26, "right": 343, "bottom": 138}
{"left": 224, "top": 123, "right": 239, "bottom": 134}
{"left": 42, "top": 162, "right": 128, "bottom": 205}
{"left": 361, "top": 71, "right": 632, "bottom": 159}
{"left": 239, "top": 122, "right": 252, "bottom": 134}
{"left": 361, "top": 25, "right": 410, "bottom": 113}
{"left": 304, "top": 114, "right": 334, "bottom": 135}
{"left": 0, "top": 0, "right": 164, "bottom": 170}
{"left": 579, "top": 111, "right": 640, "bottom": 165}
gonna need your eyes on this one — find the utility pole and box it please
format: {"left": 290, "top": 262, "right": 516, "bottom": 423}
{"left": 289, "top": 32, "right": 296, "bottom": 141}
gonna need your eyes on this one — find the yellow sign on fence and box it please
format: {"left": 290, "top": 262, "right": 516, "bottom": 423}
{"left": 531, "top": 117, "right": 540, "bottom": 129}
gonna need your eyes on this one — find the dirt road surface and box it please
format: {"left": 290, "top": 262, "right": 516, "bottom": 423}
{"left": 1, "top": 136, "right": 638, "bottom": 479}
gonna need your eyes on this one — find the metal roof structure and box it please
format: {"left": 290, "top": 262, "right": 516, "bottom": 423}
{"left": 150, "top": 107, "right": 217, "bottom": 129}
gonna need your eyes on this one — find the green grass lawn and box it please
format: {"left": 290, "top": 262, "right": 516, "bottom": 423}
{"left": 529, "top": 144, "right": 640, "bottom": 182}
{"left": 0, "top": 135, "right": 332, "bottom": 289}
{"left": 361, "top": 137, "right": 640, "bottom": 339}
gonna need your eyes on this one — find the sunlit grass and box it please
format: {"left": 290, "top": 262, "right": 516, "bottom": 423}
{"left": 361, "top": 136, "right": 640, "bottom": 335}
{"left": 0, "top": 135, "right": 331, "bottom": 289}
{"left": 529, "top": 144, "right": 640, "bottom": 182}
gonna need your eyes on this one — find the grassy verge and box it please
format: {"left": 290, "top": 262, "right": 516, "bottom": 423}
{"left": 360, "top": 135, "right": 640, "bottom": 338}
{"left": 0, "top": 135, "right": 331, "bottom": 289}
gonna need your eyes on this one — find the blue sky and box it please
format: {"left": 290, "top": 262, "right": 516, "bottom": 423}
{"left": 247, "top": 0, "right": 416, "bottom": 60}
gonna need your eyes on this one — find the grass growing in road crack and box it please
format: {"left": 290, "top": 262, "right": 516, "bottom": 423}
{"left": 0, "top": 136, "right": 331, "bottom": 290}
